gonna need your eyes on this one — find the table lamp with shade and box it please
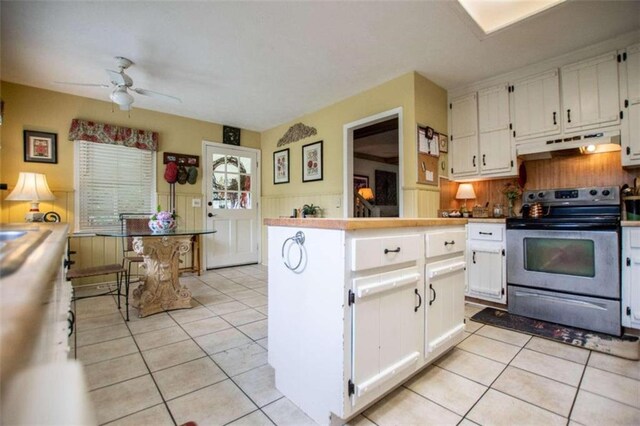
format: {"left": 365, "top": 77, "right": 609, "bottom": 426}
{"left": 456, "top": 183, "right": 476, "bottom": 214}
{"left": 357, "top": 187, "right": 375, "bottom": 203}
{"left": 5, "top": 172, "right": 56, "bottom": 222}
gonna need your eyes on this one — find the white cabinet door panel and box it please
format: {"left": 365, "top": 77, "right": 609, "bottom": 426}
{"left": 513, "top": 70, "right": 561, "bottom": 140}
{"left": 623, "top": 44, "right": 640, "bottom": 165}
{"left": 561, "top": 52, "right": 620, "bottom": 131}
{"left": 351, "top": 267, "right": 421, "bottom": 405}
{"left": 450, "top": 93, "right": 479, "bottom": 177}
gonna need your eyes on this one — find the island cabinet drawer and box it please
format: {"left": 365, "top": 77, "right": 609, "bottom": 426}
{"left": 351, "top": 234, "right": 423, "bottom": 271}
{"left": 425, "top": 231, "right": 466, "bottom": 258}
{"left": 468, "top": 224, "right": 504, "bottom": 242}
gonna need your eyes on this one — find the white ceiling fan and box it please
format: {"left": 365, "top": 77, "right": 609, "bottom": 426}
{"left": 55, "top": 56, "right": 181, "bottom": 111}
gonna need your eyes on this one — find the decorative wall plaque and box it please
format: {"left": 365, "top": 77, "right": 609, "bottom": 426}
{"left": 223, "top": 126, "right": 241, "bottom": 146}
{"left": 277, "top": 122, "right": 318, "bottom": 147}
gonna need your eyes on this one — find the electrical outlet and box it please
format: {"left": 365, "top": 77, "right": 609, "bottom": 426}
{"left": 336, "top": 197, "right": 342, "bottom": 208}
{"left": 192, "top": 198, "right": 202, "bottom": 208}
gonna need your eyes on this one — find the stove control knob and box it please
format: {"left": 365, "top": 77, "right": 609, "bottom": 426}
{"left": 602, "top": 189, "right": 611, "bottom": 196}
{"left": 538, "top": 192, "right": 546, "bottom": 199}
{"left": 528, "top": 193, "right": 536, "bottom": 200}
{"left": 590, "top": 189, "right": 598, "bottom": 196}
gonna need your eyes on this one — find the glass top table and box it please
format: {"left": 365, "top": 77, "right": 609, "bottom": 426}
{"left": 96, "top": 228, "right": 217, "bottom": 238}
{"left": 96, "top": 228, "right": 216, "bottom": 317}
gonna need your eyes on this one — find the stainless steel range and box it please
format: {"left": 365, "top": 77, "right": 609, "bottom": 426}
{"left": 506, "top": 186, "right": 621, "bottom": 335}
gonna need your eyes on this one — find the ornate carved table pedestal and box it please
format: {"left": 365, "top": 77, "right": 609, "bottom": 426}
{"left": 97, "top": 228, "right": 216, "bottom": 318}
{"left": 132, "top": 235, "right": 194, "bottom": 317}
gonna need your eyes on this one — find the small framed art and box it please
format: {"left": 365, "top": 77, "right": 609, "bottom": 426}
{"left": 273, "top": 148, "right": 290, "bottom": 184}
{"left": 302, "top": 140, "right": 323, "bottom": 182}
{"left": 24, "top": 130, "right": 57, "bottom": 163}
{"left": 438, "top": 133, "right": 448, "bottom": 153}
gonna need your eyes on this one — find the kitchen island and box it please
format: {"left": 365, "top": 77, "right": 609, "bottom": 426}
{"left": 265, "top": 218, "right": 468, "bottom": 425}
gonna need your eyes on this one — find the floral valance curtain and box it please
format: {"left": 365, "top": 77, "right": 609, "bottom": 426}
{"left": 68, "top": 119, "right": 158, "bottom": 151}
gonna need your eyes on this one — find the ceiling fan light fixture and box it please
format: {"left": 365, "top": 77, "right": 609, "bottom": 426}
{"left": 110, "top": 88, "right": 134, "bottom": 108}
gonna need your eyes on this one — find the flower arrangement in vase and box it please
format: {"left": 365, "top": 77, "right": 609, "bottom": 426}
{"left": 501, "top": 181, "right": 523, "bottom": 217}
{"left": 148, "top": 206, "right": 178, "bottom": 233}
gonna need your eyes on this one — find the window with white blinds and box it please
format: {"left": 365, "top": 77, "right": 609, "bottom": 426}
{"left": 75, "top": 141, "right": 156, "bottom": 232}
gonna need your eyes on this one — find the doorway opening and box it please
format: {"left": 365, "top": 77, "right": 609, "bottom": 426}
{"left": 343, "top": 107, "right": 403, "bottom": 218}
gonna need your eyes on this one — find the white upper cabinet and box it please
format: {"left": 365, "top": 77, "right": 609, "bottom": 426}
{"left": 561, "top": 51, "right": 620, "bottom": 131}
{"left": 478, "top": 84, "right": 514, "bottom": 174}
{"left": 512, "top": 70, "right": 561, "bottom": 140}
{"left": 450, "top": 93, "right": 479, "bottom": 177}
{"left": 623, "top": 43, "right": 640, "bottom": 166}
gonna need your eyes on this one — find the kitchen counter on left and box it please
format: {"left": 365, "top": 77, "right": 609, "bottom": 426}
{"left": 0, "top": 222, "right": 69, "bottom": 383}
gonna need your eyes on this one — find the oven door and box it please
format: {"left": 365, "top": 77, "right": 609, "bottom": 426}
{"left": 506, "top": 228, "right": 619, "bottom": 298}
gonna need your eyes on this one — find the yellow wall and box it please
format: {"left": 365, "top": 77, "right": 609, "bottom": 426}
{"left": 412, "top": 72, "right": 449, "bottom": 218}
{"left": 259, "top": 71, "right": 448, "bottom": 262}
{"left": 0, "top": 81, "right": 260, "bottom": 281}
{"left": 2, "top": 72, "right": 447, "bottom": 269}
{"left": 260, "top": 72, "right": 446, "bottom": 217}
{"left": 0, "top": 82, "right": 260, "bottom": 224}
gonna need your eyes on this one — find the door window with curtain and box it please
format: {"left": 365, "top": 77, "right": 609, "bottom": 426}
{"left": 74, "top": 141, "right": 156, "bottom": 232}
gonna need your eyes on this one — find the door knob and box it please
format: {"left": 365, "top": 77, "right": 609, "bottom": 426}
{"left": 208, "top": 201, "right": 213, "bottom": 207}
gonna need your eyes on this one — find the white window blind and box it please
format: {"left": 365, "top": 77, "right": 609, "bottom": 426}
{"left": 75, "top": 141, "right": 155, "bottom": 232}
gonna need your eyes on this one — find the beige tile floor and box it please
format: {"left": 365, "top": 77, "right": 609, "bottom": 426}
{"left": 72, "top": 265, "right": 640, "bottom": 426}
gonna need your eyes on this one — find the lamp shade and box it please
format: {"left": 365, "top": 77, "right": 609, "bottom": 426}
{"left": 455, "top": 183, "right": 476, "bottom": 200}
{"left": 6, "top": 172, "right": 56, "bottom": 202}
{"left": 358, "top": 187, "right": 375, "bottom": 201}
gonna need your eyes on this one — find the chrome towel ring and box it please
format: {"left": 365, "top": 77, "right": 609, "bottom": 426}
{"left": 281, "top": 231, "right": 305, "bottom": 271}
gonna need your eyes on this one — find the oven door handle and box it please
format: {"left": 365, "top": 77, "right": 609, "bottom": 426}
{"left": 506, "top": 223, "right": 619, "bottom": 231}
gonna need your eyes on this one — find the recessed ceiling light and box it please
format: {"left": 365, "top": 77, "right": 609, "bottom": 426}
{"left": 457, "top": 0, "right": 566, "bottom": 35}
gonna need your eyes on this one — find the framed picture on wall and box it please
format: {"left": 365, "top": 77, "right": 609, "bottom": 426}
{"left": 302, "top": 140, "right": 323, "bottom": 182}
{"left": 24, "top": 130, "right": 58, "bottom": 164}
{"left": 438, "top": 133, "right": 448, "bottom": 153}
{"left": 273, "top": 148, "right": 290, "bottom": 184}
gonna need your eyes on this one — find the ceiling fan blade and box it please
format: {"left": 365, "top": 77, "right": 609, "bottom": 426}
{"left": 133, "top": 88, "right": 182, "bottom": 103}
{"left": 54, "top": 81, "right": 110, "bottom": 88}
{"left": 106, "top": 69, "right": 130, "bottom": 87}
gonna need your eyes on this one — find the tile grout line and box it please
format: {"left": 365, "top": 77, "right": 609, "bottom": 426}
{"left": 566, "top": 350, "right": 591, "bottom": 424}
{"left": 458, "top": 334, "right": 532, "bottom": 423}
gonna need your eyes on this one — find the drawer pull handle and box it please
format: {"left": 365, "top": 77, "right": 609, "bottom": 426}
{"left": 444, "top": 240, "right": 455, "bottom": 246}
{"left": 472, "top": 251, "right": 476, "bottom": 264}
{"left": 429, "top": 284, "right": 437, "bottom": 306}
{"left": 414, "top": 288, "right": 422, "bottom": 312}
{"left": 384, "top": 247, "right": 401, "bottom": 254}
{"left": 478, "top": 232, "right": 493, "bottom": 235}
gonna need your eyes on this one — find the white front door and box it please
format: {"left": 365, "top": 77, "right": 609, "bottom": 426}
{"left": 203, "top": 142, "right": 260, "bottom": 269}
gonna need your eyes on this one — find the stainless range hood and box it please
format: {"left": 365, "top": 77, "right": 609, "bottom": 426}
{"left": 516, "top": 129, "right": 621, "bottom": 160}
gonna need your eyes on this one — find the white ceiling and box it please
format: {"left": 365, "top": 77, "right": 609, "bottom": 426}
{"left": 2, "top": 1, "right": 639, "bottom": 132}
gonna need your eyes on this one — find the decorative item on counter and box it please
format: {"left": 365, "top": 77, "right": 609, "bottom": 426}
{"left": 493, "top": 203, "right": 504, "bottom": 218}
{"left": 164, "top": 161, "right": 178, "bottom": 183}
{"left": 148, "top": 206, "right": 178, "bottom": 233}
{"left": 472, "top": 205, "right": 490, "bottom": 218}
{"left": 501, "top": 181, "right": 523, "bottom": 217}
{"left": 301, "top": 204, "right": 321, "bottom": 218}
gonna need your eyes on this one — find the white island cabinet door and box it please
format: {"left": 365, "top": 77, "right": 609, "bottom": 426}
{"left": 622, "top": 228, "right": 640, "bottom": 330}
{"left": 425, "top": 257, "right": 466, "bottom": 359}
{"left": 351, "top": 267, "right": 421, "bottom": 408}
